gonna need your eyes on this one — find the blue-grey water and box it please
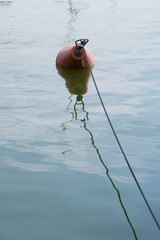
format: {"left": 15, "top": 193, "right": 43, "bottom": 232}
{"left": 0, "top": 0, "right": 160, "bottom": 239}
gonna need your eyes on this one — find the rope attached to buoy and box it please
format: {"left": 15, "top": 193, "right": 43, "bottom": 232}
{"left": 77, "top": 38, "right": 160, "bottom": 230}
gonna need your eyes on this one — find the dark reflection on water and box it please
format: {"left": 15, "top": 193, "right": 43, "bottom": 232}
{"left": 56, "top": 66, "right": 90, "bottom": 95}
{"left": 61, "top": 95, "right": 74, "bottom": 132}
{"left": 74, "top": 96, "right": 138, "bottom": 240}
{"left": 57, "top": 67, "right": 138, "bottom": 239}
{"left": 0, "top": 1, "right": 12, "bottom": 6}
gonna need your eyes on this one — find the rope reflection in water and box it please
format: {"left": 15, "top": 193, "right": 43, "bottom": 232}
{"left": 74, "top": 96, "right": 138, "bottom": 240}
{"left": 57, "top": 66, "right": 138, "bottom": 239}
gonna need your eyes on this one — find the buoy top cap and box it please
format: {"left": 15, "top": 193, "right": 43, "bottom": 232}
{"left": 56, "top": 38, "right": 95, "bottom": 68}
{"left": 71, "top": 38, "right": 89, "bottom": 60}
{"left": 71, "top": 46, "right": 85, "bottom": 61}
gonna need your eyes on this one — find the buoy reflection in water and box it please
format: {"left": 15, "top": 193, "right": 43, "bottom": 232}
{"left": 56, "top": 66, "right": 91, "bottom": 96}
{"left": 56, "top": 66, "right": 138, "bottom": 240}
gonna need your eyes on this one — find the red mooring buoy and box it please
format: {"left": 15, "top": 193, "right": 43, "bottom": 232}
{"left": 56, "top": 39, "right": 95, "bottom": 69}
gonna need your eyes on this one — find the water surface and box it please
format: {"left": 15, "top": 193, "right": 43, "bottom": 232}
{"left": 0, "top": 0, "right": 160, "bottom": 239}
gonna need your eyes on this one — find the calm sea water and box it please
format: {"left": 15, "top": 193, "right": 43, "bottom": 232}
{"left": 0, "top": 0, "right": 160, "bottom": 239}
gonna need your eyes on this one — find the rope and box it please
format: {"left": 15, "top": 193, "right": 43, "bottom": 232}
{"left": 82, "top": 45, "right": 160, "bottom": 231}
